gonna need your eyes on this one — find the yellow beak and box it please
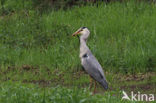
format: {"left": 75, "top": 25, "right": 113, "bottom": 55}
{"left": 72, "top": 30, "right": 81, "bottom": 36}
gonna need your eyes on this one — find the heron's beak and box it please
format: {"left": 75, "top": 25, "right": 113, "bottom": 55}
{"left": 72, "top": 30, "right": 81, "bottom": 36}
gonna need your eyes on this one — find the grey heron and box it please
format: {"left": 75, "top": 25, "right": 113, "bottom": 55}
{"left": 72, "top": 27, "right": 108, "bottom": 93}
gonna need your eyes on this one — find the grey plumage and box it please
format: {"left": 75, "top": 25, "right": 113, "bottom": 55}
{"left": 81, "top": 53, "right": 108, "bottom": 89}
{"left": 72, "top": 27, "right": 108, "bottom": 90}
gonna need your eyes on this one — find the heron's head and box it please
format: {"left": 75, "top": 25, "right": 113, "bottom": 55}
{"left": 72, "top": 27, "right": 90, "bottom": 40}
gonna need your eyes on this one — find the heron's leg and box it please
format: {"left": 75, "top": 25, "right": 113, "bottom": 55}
{"left": 89, "top": 76, "right": 93, "bottom": 90}
{"left": 93, "top": 80, "right": 96, "bottom": 94}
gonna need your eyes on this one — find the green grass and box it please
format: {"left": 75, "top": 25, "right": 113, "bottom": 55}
{"left": 0, "top": 64, "right": 155, "bottom": 103}
{"left": 0, "top": 1, "right": 156, "bottom": 103}
{"left": 0, "top": 1, "right": 155, "bottom": 73}
{"left": 0, "top": 81, "right": 147, "bottom": 103}
{"left": 0, "top": 80, "right": 155, "bottom": 103}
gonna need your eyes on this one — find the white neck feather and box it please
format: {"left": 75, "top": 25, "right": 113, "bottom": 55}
{"left": 79, "top": 37, "right": 90, "bottom": 58}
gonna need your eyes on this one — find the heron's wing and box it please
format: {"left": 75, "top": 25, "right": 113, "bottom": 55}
{"left": 82, "top": 54, "right": 104, "bottom": 77}
{"left": 81, "top": 54, "right": 108, "bottom": 89}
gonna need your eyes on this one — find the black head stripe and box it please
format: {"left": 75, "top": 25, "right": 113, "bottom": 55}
{"left": 81, "top": 27, "right": 87, "bottom": 29}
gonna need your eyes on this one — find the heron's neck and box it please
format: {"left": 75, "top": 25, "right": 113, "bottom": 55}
{"left": 80, "top": 38, "right": 87, "bottom": 48}
{"left": 80, "top": 38, "right": 89, "bottom": 58}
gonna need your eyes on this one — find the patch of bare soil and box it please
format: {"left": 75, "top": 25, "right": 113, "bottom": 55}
{"left": 120, "top": 83, "right": 155, "bottom": 91}
{"left": 21, "top": 65, "right": 38, "bottom": 71}
{"left": 23, "top": 79, "right": 52, "bottom": 87}
{"left": 113, "top": 72, "right": 156, "bottom": 93}
{"left": 1, "top": 65, "right": 39, "bottom": 74}
{"left": 117, "top": 72, "right": 156, "bottom": 82}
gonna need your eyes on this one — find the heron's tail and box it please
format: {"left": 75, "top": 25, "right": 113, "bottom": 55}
{"left": 100, "top": 79, "right": 108, "bottom": 90}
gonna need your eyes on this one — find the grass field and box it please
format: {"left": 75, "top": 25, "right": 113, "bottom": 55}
{"left": 0, "top": 0, "right": 156, "bottom": 102}
{"left": 0, "top": 82, "right": 130, "bottom": 103}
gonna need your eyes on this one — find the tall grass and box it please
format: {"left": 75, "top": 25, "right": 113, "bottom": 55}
{"left": 0, "top": 82, "right": 131, "bottom": 103}
{"left": 0, "top": 1, "right": 155, "bottom": 73}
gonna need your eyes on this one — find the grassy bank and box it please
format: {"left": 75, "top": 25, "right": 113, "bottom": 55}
{"left": 0, "top": 1, "right": 156, "bottom": 73}
{"left": 0, "top": 81, "right": 130, "bottom": 103}
{"left": 0, "top": 73, "right": 155, "bottom": 103}
{"left": 0, "top": 1, "right": 156, "bottom": 102}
